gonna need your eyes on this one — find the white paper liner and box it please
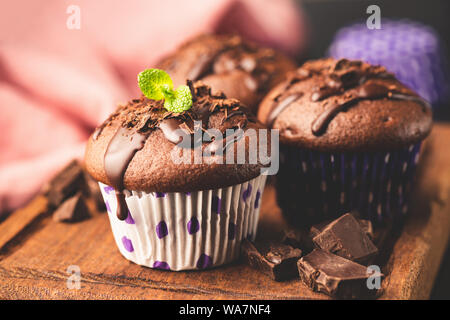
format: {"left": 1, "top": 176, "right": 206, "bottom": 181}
{"left": 99, "top": 175, "right": 267, "bottom": 271}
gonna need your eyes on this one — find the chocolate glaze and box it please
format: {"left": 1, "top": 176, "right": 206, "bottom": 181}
{"left": 265, "top": 59, "right": 431, "bottom": 136}
{"left": 223, "top": 110, "right": 245, "bottom": 123}
{"left": 390, "top": 93, "right": 432, "bottom": 110}
{"left": 99, "top": 82, "right": 257, "bottom": 220}
{"left": 104, "top": 121, "right": 192, "bottom": 220}
{"left": 104, "top": 119, "right": 194, "bottom": 220}
{"left": 104, "top": 123, "right": 185, "bottom": 221}
{"left": 311, "top": 79, "right": 342, "bottom": 102}
{"left": 104, "top": 127, "right": 148, "bottom": 220}
{"left": 311, "top": 81, "right": 429, "bottom": 136}
{"left": 157, "top": 34, "right": 297, "bottom": 113}
{"left": 266, "top": 93, "right": 303, "bottom": 128}
{"left": 159, "top": 118, "right": 189, "bottom": 144}
{"left": 263, "top": 69, "right": 312, "bottom": 127}
{"left": 187, "top": 53, "right": 214, "bottom": 81}
{"left": 203, "top": 129, "right": 244, "bottom": 155}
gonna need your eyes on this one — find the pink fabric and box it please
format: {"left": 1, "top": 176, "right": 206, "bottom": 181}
{"left": 0, "top": 0, "right": 307, "bottom": 214}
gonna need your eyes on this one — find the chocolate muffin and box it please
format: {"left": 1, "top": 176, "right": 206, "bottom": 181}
{"left": 157, "top": 34, "right": 297, "bottom": 113}
{"left": 85, "top": 81, "right": 268, "bottom": 270}
{"left": 258, "top": 58, "right": 432, "bottom": 226}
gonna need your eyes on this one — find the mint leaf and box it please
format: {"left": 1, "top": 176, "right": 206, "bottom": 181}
{"left": 137, "top": 69, "right": 193, "bottom": 112}
{"left": 138, "top": 69, "right": 173, "bottom": 100}
{"left": 164, "top": 85, "right": 193, "bottom": 113}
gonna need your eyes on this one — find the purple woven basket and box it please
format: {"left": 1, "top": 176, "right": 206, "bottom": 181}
{"left": 276, "top": 142, "right": 421, "bottom": 227}
{"left": 328, "top": 19, "right": 449, "bottom": 107}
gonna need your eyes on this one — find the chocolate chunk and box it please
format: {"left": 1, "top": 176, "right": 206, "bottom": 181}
{"left": 242, "top": 239, "right": 302, "bottom": 281}
{"left": 312, "top": 213, "right": 378, "bottom": 265}
{"left": 358, "top": 219, "right": 374, "bottom": 240}
{"left": 44, "top": 160, "right": 86, "bottom": 208}
{"left": 346, "top": 210, "right": 374, "bottom": 240}
{"left": 53, "top": 192, "right": 90, "bottom": 223}
{"left": 310, "top": 214, "right": 373, "bottom": 240}
{"left": 297, "top": 249, "right": 383, "bottom": 299}
{"left": 282, "top": 228, "right": 315, "bottom": 253}
{"left": 310, "top": 220, "right": 332, "bottom": 238}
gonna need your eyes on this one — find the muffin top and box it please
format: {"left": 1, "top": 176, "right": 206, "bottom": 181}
{"left": 257, "top": 58, "right": 433, "bottom": 152}
{"left": 85, "top": 81, "right": 267, "bottom": 196}
{"left": 157, "top": 34, "right": 297, "bottom": 113}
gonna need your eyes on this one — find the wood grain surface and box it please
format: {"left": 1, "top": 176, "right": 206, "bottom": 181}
{"left": 1, "top": 124, "right": 450, "bottom": 300}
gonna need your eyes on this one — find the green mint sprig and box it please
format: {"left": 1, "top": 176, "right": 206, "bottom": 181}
{"left": 138, "top": 69, "right": 193, "bottom": 113}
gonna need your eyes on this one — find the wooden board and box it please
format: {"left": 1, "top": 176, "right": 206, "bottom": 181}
{"left": 1, "top": 124, "right": 450, "bottom": 300}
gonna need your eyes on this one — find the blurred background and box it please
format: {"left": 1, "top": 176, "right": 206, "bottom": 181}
{"left": 0, "top": 0, "right": 449, "bottom": 299}
{"left": 301, "top": 0, "right": 450, "bottom": 119}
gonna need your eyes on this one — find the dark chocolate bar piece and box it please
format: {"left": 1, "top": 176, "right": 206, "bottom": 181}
{"left": 297, "top": 249, "right": 383, "bottom": 299}
{"left": 44, "top": 160, "right": 86, "bottom": 208}
{"left": 358, "top": 219, "right": 374, "bottom": 240}
{"left": 310, "top": 214, "right": 373, "bottom": 240}
{"left": 312, "top": 213, "right": 378, "bottom": 265}
{"left": 242, "top": 239, "right": 302, "bottom": 281}
{"left": 310, "top": 220, "right": 332, "bottom": 238}
{"left": 282, "top": 228, "right": 315, "bottom": 253}
{"left": 53, "top": 192, "right": 90, "bottom": 223}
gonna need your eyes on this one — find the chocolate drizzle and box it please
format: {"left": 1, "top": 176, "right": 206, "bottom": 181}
{"left": 187, "top": 53, "right": 214, "bottom": 81}
{"left": 266, "top": 93, "right": 303, "bottom": 128}
{"left": 266, "top": 58, "right": 431, "bottom": 136}
{"left": 98, "top": 82, "right": 255, "bottom": 220}
{"left": 390, "top": 93, "right": 432, "bottom": 110}
{"left": 159, "top": 34, "right": 294, "bottom": 103}
{"left": 311, "top": 82, "right": 390, "bottom": 136}
{"left": 104, "top": 127, "right": 148, "bottom": 220}
{"left": 310, "top": 80, "right": 430, "bottom": 136}
{"left": 265, "top": 68, "right": 312, "bottom": 127}
{"left": 203, "top": 130, "right": 244, "bottom": 155}
{"left": 159, "top": 118, "right": 189, "bottom": 144}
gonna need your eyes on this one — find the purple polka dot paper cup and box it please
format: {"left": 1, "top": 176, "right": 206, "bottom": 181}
{"left": 277, "top": 143, "right": 421, "bottom": 227}
{"left": 99, "top": 175, "right": 266, "bottom": 271}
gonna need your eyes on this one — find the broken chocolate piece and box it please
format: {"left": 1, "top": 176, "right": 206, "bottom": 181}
{"left": 44, "top": 160, "right": 86, "bottom": 208}
{"left": 310, "top": 214, "right": 373, "bottom": 240}
{"left": 242, "top": 239, "right": 302, "bottom": 281}
{"left": 282, "top": 228, "right": 315, "bottom": 253}
{"left": 312, "top": 213, "right": 378, "bottom": 265}
{"left": 297, "top": 249, "right": 383, "bottom": 299}
{"left": 358, "top": 219, "right": 374, "bottom": 240}
{"left": 53, "top": 192, "right": 90, "bottom": 223}
{"left": 310, "top": 220, "right": 332, "bottom": 238}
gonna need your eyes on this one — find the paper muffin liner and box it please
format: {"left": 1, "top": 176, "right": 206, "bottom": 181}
{"left": 276, "top": 143, "right": 422, "bottom": 226}
{"left": 328, "top": 19, "right": 450, "bottom": 107}
{"left": 99, "top": 175, "right": 267, "bottom": 271}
